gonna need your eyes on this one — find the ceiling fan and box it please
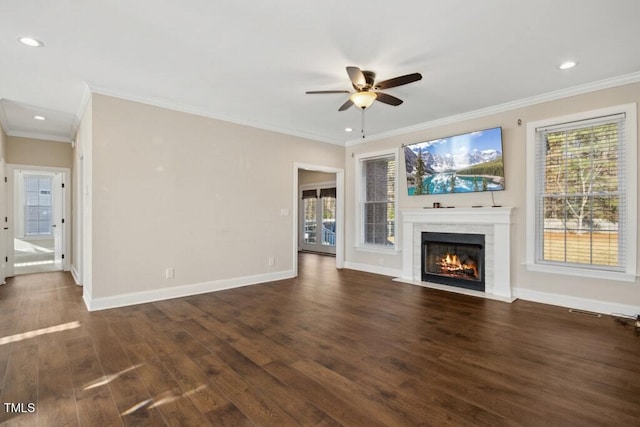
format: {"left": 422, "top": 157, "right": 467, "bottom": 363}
{"left": 306, "top": 66, "right": 422, "bottom": 111}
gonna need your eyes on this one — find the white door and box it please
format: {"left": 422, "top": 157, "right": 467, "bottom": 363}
{"left": 52, "top": 173, "right": 64, "bottom": 269}
{"left": 0, "top": 160, "right": 6, "bottom": 283}
{"left": 300, "top": 186, "right": 336, "bottom": 254}
{"left": 8, "top": 166, "right": 69, "bottom": 275}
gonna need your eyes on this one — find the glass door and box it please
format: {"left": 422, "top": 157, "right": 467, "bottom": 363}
{"left": 300, "top": 187, "right": 336, "bottom": 254}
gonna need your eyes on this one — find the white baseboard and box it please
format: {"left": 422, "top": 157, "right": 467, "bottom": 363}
{"left": 70, "top": 266, "right": 82, "bottom": 286}
{"left": 514, "top": 288, "right": 640, "bottom": 316}
{"left": 84, "top": 269, "right": 295, "bottom": 312}
{"left": 344, "top": 261, "right": 402, "bottom": 278}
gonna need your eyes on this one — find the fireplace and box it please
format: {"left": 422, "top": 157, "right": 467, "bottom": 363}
{"left": 421, "top": 232, "right": 485, "bottom": 291}
{"left": 400, "top": 207, "right": 514, "bottom": 300}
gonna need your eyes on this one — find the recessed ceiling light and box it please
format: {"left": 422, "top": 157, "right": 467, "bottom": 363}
{"left": 559, "top": 61, "right": 577, "bottom": 70}
{"left": 33, "top": 115, "right": 46, "bottom": 121}
{"left": 345, "top": 127, "right": 353, "bottom": 132}
{"left": 18, "top": 37, "right": 44, "bottom": 47}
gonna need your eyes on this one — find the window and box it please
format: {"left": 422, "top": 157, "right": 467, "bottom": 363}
{"left": 25, "top": 175, "right": 53, "bottom": 236}
{"left": 526, "top": 104, "right": 637, "bottom": 281}
{"left": 319, "top": 187, "right": 337, "bottom": 247}
{"left": 301, "top": 189, "right": 318, "bottom": 245}
{"left": 356, "top": 150, "right": 397, "bottom": 251}
{"left": 300, "top": 187, "right": 336, "bottom": 251}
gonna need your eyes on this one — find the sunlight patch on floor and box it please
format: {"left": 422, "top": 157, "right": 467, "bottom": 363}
{"left": 15, "top": 260, "right": 55, "bottom": 267}
{"left": 0, "top": 321, "right": 81, "bottom": 345}
{"left": 14, "top": 238, "right": 54, "bottom": 254}
{"left": 84, "top": 364, "right": 144, "bottom": 391}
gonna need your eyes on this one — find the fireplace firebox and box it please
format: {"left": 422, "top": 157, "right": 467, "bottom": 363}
{"left": 421, "top": 232, "right": 485, "bottom": 291}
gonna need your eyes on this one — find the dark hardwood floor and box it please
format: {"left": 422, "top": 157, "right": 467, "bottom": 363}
{"left": 0, "top": 253, "right": 638, "bottom": 426}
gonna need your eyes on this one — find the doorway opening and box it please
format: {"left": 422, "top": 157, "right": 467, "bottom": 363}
{"left": 7, "top": 165, "right": 70, "bottom": 276}
{"left": 293, "top": 164, "right": 344, "bottom": 275}
{"left": 300, "top": 181, "right": 337, "bottom": 255}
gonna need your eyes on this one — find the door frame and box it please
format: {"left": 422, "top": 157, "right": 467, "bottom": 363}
{"left": 0, "top": 159, "right": 6, "bottom": 283}
{"left": 293, "top": 163, "right": 344, "bottom": 275}
{"left": 6, "top": 164, "right": 71, "bottom": 275}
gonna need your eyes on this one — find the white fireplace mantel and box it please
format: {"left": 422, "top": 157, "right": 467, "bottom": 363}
{"left": 398, "top": 207, "right": 515, "bottom": 301}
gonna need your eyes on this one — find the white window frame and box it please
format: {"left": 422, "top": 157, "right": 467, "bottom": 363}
{"left": 525, "top": 103, "right": 637, "bottom": 282}
{"left": 354, "top": 148, "right": 399, "bottom": 254}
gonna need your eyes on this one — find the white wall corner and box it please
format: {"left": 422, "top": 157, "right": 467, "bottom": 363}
{"left": 70, "top": 266, "right": 82, "bottom": 286}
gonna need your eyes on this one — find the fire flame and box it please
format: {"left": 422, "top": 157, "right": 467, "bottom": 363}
{"left": 440, "top": 253, "right": 479, "bottom": 278}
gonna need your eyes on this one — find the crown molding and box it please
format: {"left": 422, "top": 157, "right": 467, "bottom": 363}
{"left": 87, "top": 84, "right": 345, "bottom": 147}
{"left": 346, "top": 71, "right": 640, "bottom": 147}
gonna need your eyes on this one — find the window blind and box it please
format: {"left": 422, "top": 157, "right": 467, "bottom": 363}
{"left": 301, "top": 189, "right": 317, "bottom": 199}
{"left": 534, "top": 113, "right": 626, "bottom": 271}
{"left": 363, "top": 156, "right": 395, "bottom": 246}
{"left": 319, "top": 187, "right": 336, "bottom": 198}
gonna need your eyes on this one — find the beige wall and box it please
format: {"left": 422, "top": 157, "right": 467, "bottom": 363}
{"left": 346, "top": 82, "right": 640, "bottom": 310}
{"left": 6, "top": 136, "right": 73, "bottom": 169}
{"left": 299, "top": 170, "right": 335, "bottom": 186}
{"left": 90, "top": 94, "right": 344, "bottom": 300}
{"left": 0, "top": 125, "right": 6, "bottom": 161}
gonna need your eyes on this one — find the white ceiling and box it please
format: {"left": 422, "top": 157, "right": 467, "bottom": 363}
{"left": 1, "top": 0, "right": 640, "bottom": 145}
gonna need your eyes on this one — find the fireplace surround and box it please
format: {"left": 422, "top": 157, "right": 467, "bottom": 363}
{"left": 399, "top": 207, "right": 514, "bottom": 301}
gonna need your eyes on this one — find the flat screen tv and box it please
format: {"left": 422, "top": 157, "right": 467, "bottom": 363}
{"left": 404, "top": 126, "right": 504, "bottom": 196}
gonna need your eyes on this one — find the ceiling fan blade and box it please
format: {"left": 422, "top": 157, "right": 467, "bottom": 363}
{"left": 374, "top": 73, "right": 422, "bottom": 90}
{"left": 305, "top": 90, "right": 350, "bottom": 94}
{"left": 338, "top": 99, "right": 353, "bottom": 111}
{"left": 346, "top": 66, "right": 366, "bottom": 89}
{"left": 375, "top": 92, "right": 403, "bottom": 106}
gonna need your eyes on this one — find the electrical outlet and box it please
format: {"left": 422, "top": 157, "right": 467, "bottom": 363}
{"left": 165, "top": 267, "right": 174, "bottom": 279}
{"left": 268, "top": 257, "right": 275, "bottom": 267}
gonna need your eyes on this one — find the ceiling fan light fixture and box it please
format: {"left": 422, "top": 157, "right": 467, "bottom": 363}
{"left": 350, "top": 91, "right": 377, "bottom": 109}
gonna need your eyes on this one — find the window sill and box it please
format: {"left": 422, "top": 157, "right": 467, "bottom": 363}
{"left": 355, "top": 245, "right": 400, "bottom": 255}
{"left": 525, "top": 262, "right": 637, "bottom": 283}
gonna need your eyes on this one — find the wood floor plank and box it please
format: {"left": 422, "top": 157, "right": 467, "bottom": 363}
{"left": 0, "top": 257, "right": 638, "bottom": 425}
{"left": 75, "top": 388, "right": 123, "bottom": 427}
{"left": 195, "top": 352, "right": 301, "bottom": 426}
{"left": 107, "top": 369, "right": 166, "bottom": 427}
{"left": 158, "top": 351, "right": 232, "bottom": 415}
{"left": 135, "top": 356, "right": 210, "bottom": 426}
{"left": 37, "top": 366, "right": 79, "bottom": 427}
{"left": 212, "top": 342, "right": 340, "bottom": 426}
{"left": 0, "top": 344, "right": 39, "bottom": 425}
{"left": 204, "top": 401, "right": 253, "bottom": 426}
{"left": 263, "top": 359, "right": 387, "bottom": 427}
